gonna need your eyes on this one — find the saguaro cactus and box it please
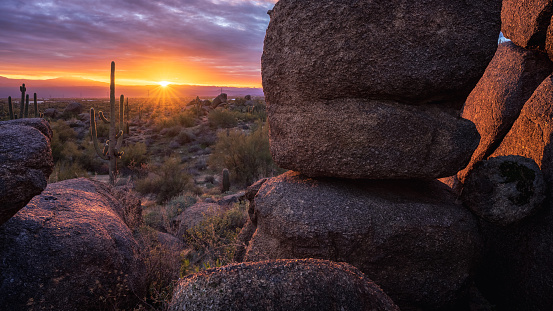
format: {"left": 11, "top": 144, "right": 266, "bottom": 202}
{"left": 19, "top": 84, "right": 26, "bottom": 117}
{"left": 24, "top": 94, "right": 29, "bottom": 118}
{"left": 8, "top": 96, "right": 13, "bottom": 120}
{"left": 222, "top": 168, "right": 230, "bottom": 193}
{"left": 90, "top": 61, "right": 126, "bottom": 185}
{"left": 33, "top": 93, "right": 38, "bottom": 117}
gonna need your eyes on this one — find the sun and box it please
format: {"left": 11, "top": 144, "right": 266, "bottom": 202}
{"left": 157, "top": 81, "right": 171, "bottom": 87}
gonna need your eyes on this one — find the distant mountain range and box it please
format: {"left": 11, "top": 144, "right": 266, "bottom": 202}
{"left": 0, "top": 76, "right": 264, "bottom": 99}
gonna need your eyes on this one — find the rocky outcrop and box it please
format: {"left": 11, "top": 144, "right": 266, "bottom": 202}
{"left": 458, "top": 42, "right": 553, "bottom": 181}
{"left": 0, "top": 178, "right": 147, "bottom": 310}
{"left": 263, "top": 0, "right": 501, "bottom": 107}
{"left": 476, "top": 202, "right": 553, "bottom": 310}
{"left": 0, "top": 118, "right": 54, "bottom": 225}
{"left": 491, "top": 74, "right": 553, "bottom": 183}
{"left": 169, "top": 259, "right": 400, "bottom": 311}
{"left": 262, "top": 0, "right": 502, "bottom": 179}
{"left": 211, "top": 93, "right": 227, "bottom": 108}
{"left": 462, "top": 156, "right": 545, "bottom": 226}
{"left": 269, "top": 99, "right": 479, "bottom": 179}
{"left": 62, "top": 102, "right": 83, "bottom": 117}
{"left": 244, "top": 171, "right": 481, "bottom": 310}
{"left": 501, "top": 0, "right": 553, "bottom": 50}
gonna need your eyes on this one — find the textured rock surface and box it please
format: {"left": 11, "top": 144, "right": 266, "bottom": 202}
{"left": 211, "top": 93, "right": 227, "bottom": 108}
{"left": 0, "top": 178, "right": 147, "bottom": 310}
{"left": 244, "top": 171, "right": 481, "bottom": 310}
{"left": 62, "top": 102, "right": 83, "bottom": 117}
{"left": 492, "top": 74, "right": 553, "bottom": 183}
{"left": 476, "top": 202, "right": 553, "bottom": 310}
{"left": 458, "top": 42, "right": 553, "bottom": 181}
{"left": 462, "top": 156, "right": 545, "bottom": 226}
{"left": 169, "top": 259, "right": 400, "bottom": 311}
{"left": 269, "top": 99, "right": 479, "bottom": 179}
{"left": 262, "top": 0, "right": 502, "bottom": 107}
{"left": 501, "top": 0, "right": 553, "bottom": 50}
{"left": 0, "top": 118, "right": 53, "bottom": 225}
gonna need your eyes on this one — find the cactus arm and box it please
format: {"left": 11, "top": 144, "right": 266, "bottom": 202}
{"left": 8, "top": 96, "right": 13, "bottom": 120}
{"left": 90, "top": 107, "right": 109, "bottom": 160}
{"left": 33, "top": 93, "right": 38, "bottom": 117}
{"left": 99, "top": 111, "right": 110, "bottom": 123}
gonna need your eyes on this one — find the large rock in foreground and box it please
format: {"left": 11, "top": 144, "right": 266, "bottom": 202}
{"left": 501, "top": 0, "right": 553, "bottom": 50}
{"left": 462, "top": 156, "right": 546, "bottom": 226}
{"left": 169, "top": 259, "right": 400, "bottom": 311}
{"left": 263, "top": 0, "right": 502, "bottom": 107}
{"left": 492, "top": 74, "right": 553, "bottom": 183}
{"left": 458, "top": 42, "right": 553, "bottom": 181}
{"left": 269, "top": 99, "right": 479, "bottom": 179}
{"left": 244, "top": 172, "right": 481, "bottom": 310}
{"left": 0, "top": 178, "right": 146, "bottom": 310}
{"left": 0, "top": 118, "right": 53, "bottom": 225}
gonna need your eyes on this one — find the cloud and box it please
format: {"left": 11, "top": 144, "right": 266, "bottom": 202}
{"left": 0, "top": 0, "right": 277, "bottom": 86}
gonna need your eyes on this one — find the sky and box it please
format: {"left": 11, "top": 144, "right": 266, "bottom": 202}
{"left": 0, "top": 0, "right": 277, "bottom": 87}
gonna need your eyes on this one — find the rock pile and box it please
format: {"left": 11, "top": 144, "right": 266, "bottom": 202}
{"left": 456, "top": 3, "right": 553, "bottom": 309}
{"left": 236, "top": 0, "right": 503, "bottom": 310}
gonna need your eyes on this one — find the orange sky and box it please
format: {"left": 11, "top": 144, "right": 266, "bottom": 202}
{"left": 0, "top": 0, "right": 278, "bottom": 88}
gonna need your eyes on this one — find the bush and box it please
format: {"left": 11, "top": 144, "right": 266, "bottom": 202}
{"left": 208, "top": 108, "right": 238, "bottom": 128}
{"left": 208, "top": 122, "right": 283, "bottom": 187}
{"left": 181, "top": 203, "right": 248, "bottom": 275}
{"left": 135, "top": 157, "right": 193, "bottom": 204}
{"left": 120, "top": 142, "right": 149, "bottom": 168}
{"left": 49, "top": 161, "right": 89, "bottom": 183}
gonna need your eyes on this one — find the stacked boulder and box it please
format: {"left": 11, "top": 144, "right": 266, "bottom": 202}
{"left": 457, "top": 1, "right": 553, "bottom": 309}
{"left": 237, "top": 0, "right": 502, "bottom": 310}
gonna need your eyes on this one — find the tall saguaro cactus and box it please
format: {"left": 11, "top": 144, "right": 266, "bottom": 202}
{"left": 19, "top": 84, "right": 26, "bottom": 117}
{"left": 8, "top": 96, "right": 13, "bottom": 120}
{"left": 90, "top": 61, "right": 126, "bottom": 185}
{"left": 33, "top": 93, "right": 38, "bottom": 117}
{"left": 24, "top": 94, "right": 29, "bottom": 118}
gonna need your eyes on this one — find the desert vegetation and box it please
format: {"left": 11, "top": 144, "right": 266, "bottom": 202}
{"left": 0, "top": 86, "right": 281, "bottom": 309}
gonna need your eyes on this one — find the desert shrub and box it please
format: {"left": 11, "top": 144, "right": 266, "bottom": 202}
{"left": 78, "top": 140, "right": 108, "bottom": 174}
{"left": 208, "top": 108, "right": 238, "bottom": 128}
{"left": 50, "top": 120, "right": 77, "bottom": 162}
{"left": 135, "top": 157, "right": 193, "bottom": 204}
{"left": 49, "top": 161, "right": 89, "bottom": 183}
{"left": 181, "top": 202, "right": 248, "bottom": 276}
{"left": 120, "top": 142, "right": 149, "bottom": 168}
{"left": 155, "top": 111, "right": 196, "bottom": 132}
{"left": 208, "top": 122, "right": 282, "bottom": 187}
{"left": 176, "top": 129, "right": 196, "bottom": 145}
{"left": 161, "top": 125, "right": 182, "bottom": 138}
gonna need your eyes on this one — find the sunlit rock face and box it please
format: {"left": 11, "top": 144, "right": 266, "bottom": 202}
{"left": 169, "top": 259, "right": 400, "bottom": 311}
{"left": 0, "top": 178, "right": 146, "bottom": 310}
{"left": 491, "top": 74, "right": 553, "bottom": 184}
{"left": 502, "top": 0, "right": 553, "bottom": 51}
{"left": 244, "top": 172, "right": 481, "bottom": 310}
{"left": 458, "top": 41, "right": 553, "bottom": 182}
{"left": 262, "top": 0, "right": 501, "bottom": 179}
{"left": 0, "top": 118, "right": 53, "bottom": 225}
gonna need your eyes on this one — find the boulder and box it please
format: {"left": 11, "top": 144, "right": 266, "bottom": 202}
{"left": 43, "top": 108, "right": 58, "bottom": 119}
{"left": 458, "top": 42, "right": 553, "bottom": 181}
{"left": 263, "top": 0, "right": 502, "bottom": 108}
{"left": 501, "top": 0, "right": 553, "bottom": 50}
{"left": 0, "top": 119, "right": 53, "bottom": 225}
{"left": 211, "top": 93, "right": 227, "bottom": 108}
{"left": 491, "top": 74, "right": 553, "bottom": 184}
{"left": 62, "top": 102, "right": 83, "bottom": 117}
{"left": 462, "top": 156, "right": 546, "bottom": 226}
{"left": 169, "top": 259, "right": 400, "bottom": 311}
{"left": 244, "top": 171, "right": 482, "bottom": 310}
{"left": 476, "top": 200, "right": 553, "bottom": 310}
{"left": 217, "top": 191, "right": 245, "bottom": 206}
{"left": 244, "top": 95, "right": 252, "bottom": 100}
{"left": 0, "top": 178, "right": 147, "bottom": 310}
{"left": 269, "top": 99, "right": 479, "bottom": 179}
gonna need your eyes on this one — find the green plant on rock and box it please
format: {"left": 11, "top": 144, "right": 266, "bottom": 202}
{"left": 90, "top": 61, "right": 127, "bottom": 185}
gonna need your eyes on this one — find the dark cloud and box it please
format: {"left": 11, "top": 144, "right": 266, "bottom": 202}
{"left": 0, "top": 0, "right": 276, "bottom": 84}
